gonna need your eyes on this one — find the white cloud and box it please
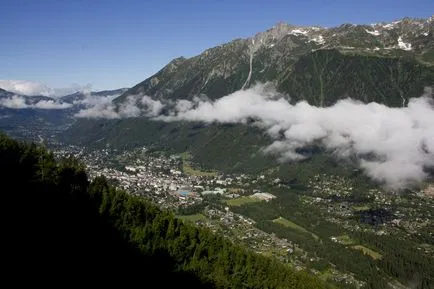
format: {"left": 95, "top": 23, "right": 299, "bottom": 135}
{"left": 0, "top": 80, "right": 91, "bottom": 97}
{"left": 0, "top": 95, "right": 28, "bottom": 109}
{"left": 141, "top": 95, "right": 164, "bottom": 116}
{"left": 74, "top": 102, "right": 119, "bottom": 119}
{"left": 0, "top": 95, "right": 72, "bottom": 109}
{"left": 75, "top": 94, "right": 163, "bottom": 119}
{"left": 32, "top": 99, "right": 72, "bottom": 109}
{"left": 156, "top": 83, "right": 434, "bottom": 189}
{"left": 74, "top": 95, "right": 119, "bottom": 119}
{"left": 72, "top": 83, "right": 434, "bottom": 189}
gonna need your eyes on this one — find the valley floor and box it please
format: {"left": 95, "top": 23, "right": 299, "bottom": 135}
{"left": 52, "top": 144, "right": 434, "bottom": 289}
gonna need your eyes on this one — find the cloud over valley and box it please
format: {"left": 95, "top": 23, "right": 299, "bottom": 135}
{"left": 0, "top": 95, "right": 72, "bottom": 110}
{"left": 0, "top": 80, "right": 91, "bottom": 98}
{"left": 10, "top": 81, "right": 434, "bottom": 189}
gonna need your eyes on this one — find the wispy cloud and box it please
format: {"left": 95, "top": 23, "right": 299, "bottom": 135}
{"left": 0, "top": 80, "right": 91, "bottom": 97}
{"left": 0, "top": 95, "right": 72, "bottom": 109}
{"left": 75, "top": 95, "right": 163, "bottom": 119}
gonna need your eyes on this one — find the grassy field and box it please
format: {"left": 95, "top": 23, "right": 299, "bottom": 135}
{"left": 352, "top": 245, "right": 382, "bottom": 260}
{"left": 336, "top": 235, "right": 355, "bottom": 245}
{"left": 180, "top": 152, "right": 217, "bottom": 177}
{"left": 353, "top": 205, "right": 370, "bottom": 211}
{"left": 272, "top": 217, "right": 320, "bottom": 240}
{"left": 319, "top": 268, "right": 334, "bottom": 281}
{"left": 183, "top": 162, "right": 217, "bottom": 177}
{"left": 227, "top": 187, "right": 244, "bottom": 193}
{"left": 176, "top": 214, "right": 207, "bottom": 223}
{"left": 419, "top": 243, "right": 433, "bottom": 250}
{"left": 226, "top": 196, "right": 262, "bottom": 207}
{"left": 179, "top": 151, "right": 192, "bottom": 160}
{"left": 261, "top": 247, "right": 289, "bottom": 259}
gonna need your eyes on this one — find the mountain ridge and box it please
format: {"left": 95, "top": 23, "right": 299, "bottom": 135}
{"left": 113, "top": 15, "right": 434, "bottom": 108}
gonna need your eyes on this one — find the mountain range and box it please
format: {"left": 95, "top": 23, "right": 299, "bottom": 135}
{"left": 60, "top": 16, "right": 434, "bottom": 180}
{"left": 115, "top": 15, "right": 434, "bottom": 107}
{"left": 3, "top": 16, "right": 434, "bottom": 182}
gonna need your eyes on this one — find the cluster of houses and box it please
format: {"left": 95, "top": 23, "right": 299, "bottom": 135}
{"left": 202, "top": 207, "right": 295, "bottom": 260}
{"left": 54, "top": 146, "right": 279, "bottom": 211}
{"left": 307, "top": 173, "right": 354, "bottom": 197}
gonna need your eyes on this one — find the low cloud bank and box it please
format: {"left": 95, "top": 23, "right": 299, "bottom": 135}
{"left": 75, "top": 95, "right": 163, "bottom": 119}
{"left": 0, "top": 80, "right": 91, "bottom": 97}
{"left": 77, "top": 83, "right": 434, "bottom": 189}
{"left": 0, "top": 95, "right": 72, "bottom": 109}
{"left": 0, "top": 88, "right": 128, "bottom": 111}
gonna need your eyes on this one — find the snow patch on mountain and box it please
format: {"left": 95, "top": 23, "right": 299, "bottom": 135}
{"left": 397, "top": 36, "right": 412, "bottom": 51}
{"left": 289, "top": 29, "right": 308, "bottom": 36}
{"left": 365, "top": 29, "right": 380, "bottom": 36}
{"left": 309, "top": 35, "right": 325, "bottom": 45}
{"left": 382, "top": 23, "right": 395, "bottom": 30}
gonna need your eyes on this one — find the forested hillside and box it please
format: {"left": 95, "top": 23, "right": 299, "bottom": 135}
{"left": 0, "top": 134, "right": 330, "bottom": 289}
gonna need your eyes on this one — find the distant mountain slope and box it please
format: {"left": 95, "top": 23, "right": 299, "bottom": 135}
{"left": 60, "top": 88, "right": 128, "bottom": 104}
{"left": 278, "top": 49, "right": 434, "bottom": 107}
{"left": 0, "top": 88, "right": 127, "bottom": 141}
{"left": 115, "top": 16, "right": 434, "bottom": 106}
{"left": 119, "top": 48, "right": 434, "bottom": 108}
{"left": 0, "top": 88, "right": 14, "bottom": 98}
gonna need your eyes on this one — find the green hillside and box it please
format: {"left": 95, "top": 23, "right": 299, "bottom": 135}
{"left": 0, "top": 134, "right": 330, "bottom": 289}
{"left": 115, "top": 49, "right": 434, "bottom": 107}
{"left": 278, "top": 50, "right": 434, "bottom": 107}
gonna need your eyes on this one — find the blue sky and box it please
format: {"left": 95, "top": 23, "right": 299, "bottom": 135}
{"left": 1, "top": 0, "right": 433, "bottom": 91}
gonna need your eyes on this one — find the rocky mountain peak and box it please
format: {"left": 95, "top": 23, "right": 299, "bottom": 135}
{"left": 244, "top": 15, "right": 434, "bottom": 54}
